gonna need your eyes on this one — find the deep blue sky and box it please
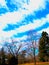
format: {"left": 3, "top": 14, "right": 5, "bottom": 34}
{"left": 0, "top": 0, "right": 49, "bottom": 47}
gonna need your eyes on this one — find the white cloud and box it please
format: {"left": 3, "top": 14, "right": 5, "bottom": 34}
{"left": 15, "top": 17, "right": 47, "bottom": 33}
{"left": 10, "top": 0, "right": 46, "bottom": 15}
{"left": 7, "top": 13, "right": 49, "bottom": 37}
{"left": 21, "top": 0, "right": 46, "bottom": 12}
{"left": 0, "top": 11, "right": 25, "bottom": 29}
{"left": 46, "top": 14, "right": 49, "bottom": 22}
{"left": 0, "top": 0, "right": 49, "bottom": 42}
{"left": 0, "top": 13, "right": 49, "bottom": 41}
{"left": 0, "top": 0, "right": 46, "bottom": 15}
{"left": 0, "top": 0, "right": 47, "bottom": 29}
{"left": 0, "top": 30, "right": 14, "bottom": 39}
{"left": 0, "top": 45, "right": 2, "bottom": 48}
{"left": 13, "top": 35, "right": 27, "bottom": 42}
{"left": 0, "top": 0, "right": 6, "bottom": 6}
{"left": 0, "top": 0, "right": 8, "bottom": 9}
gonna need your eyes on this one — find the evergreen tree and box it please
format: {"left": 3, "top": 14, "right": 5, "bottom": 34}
{"left": 39, "top": 31, "right": 49, "bottom": 62}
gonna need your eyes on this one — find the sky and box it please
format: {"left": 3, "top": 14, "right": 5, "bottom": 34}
{"left": 0, "top": 0, "right": 49, "bottom": 48}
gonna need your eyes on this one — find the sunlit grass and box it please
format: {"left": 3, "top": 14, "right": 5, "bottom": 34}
{"left": 18, "top": 62, "right": 49, "bottom": 65}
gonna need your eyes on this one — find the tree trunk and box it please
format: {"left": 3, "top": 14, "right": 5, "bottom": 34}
{"left": 34, "top": 47, "right": 36, "bottom": 65}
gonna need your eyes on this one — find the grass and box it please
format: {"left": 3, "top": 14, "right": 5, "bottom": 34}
{"left": 18, "top": 62, "right": 49, "bottom": 65}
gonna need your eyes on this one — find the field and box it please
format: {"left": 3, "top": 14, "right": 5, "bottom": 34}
{"left": 18, "top": 62, "right": 49, "bottom": 65}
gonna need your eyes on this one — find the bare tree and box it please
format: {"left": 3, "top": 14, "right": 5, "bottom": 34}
{"left": 33, "top": 40, "right": 36, "bottom": 65}
{"left": 3, "top": 39, "right": 23, "bottom": 65}
{"left": 26, "top": 30, "right": 39, "bottom": 65}
{"left": 4, "top": 39, "right": 23, "bottom": 57}
{"left": 25, "top": 41, "right": 37, "bottom": 65}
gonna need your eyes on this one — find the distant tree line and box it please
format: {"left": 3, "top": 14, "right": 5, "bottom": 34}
{"left": 0, "top": 31, "right": 49, "bottom": 65}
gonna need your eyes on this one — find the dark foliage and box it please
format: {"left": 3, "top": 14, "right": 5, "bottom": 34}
{"left": 39, "top": 31, "right": 49, "bottom": 62}
{"left": 9, "top": 56, "right": 18, "bottom": 65}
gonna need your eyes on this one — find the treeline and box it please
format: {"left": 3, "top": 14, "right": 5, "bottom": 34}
{"left": 0, "top": 31, "right": 49, "bottom": 65}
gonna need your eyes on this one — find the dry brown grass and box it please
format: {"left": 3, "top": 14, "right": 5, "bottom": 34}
{"left": 18, "top": 62, "right": 49, "bottom": 65}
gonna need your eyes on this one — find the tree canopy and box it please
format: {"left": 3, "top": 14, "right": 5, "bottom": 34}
{"left": 39, "top": 31, "right": 49, "bottom": 62}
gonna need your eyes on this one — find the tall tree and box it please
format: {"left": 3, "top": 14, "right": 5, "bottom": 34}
{"left": 39, "top": 31, "right": 49, "bottom": 62}
{"left": 4, "top": 39, "right": 23, "bottom": 65}
{"left": 26, "top": 30, "right": 38, "bottom": 65}
{"left": 1, "top": 47, "right": 6, "bottom": 65}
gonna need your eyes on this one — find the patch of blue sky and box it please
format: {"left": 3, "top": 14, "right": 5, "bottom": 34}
{"left": 9, "top": 28, "right": 41, "bottom": 42}
{"left": 23, "top": 14, "right": 35, "bottom": 23}
{"left": 3, "top": 23, "right": 41, "bottom": 41}
{"left": 13, "top": 29, "right": 38, "bottom": 39}
{"left": 20, "top": 35, "right": 40, "bottom": 42}
{"left": 21, "top": 0, "right": 30, "bottom": 4}
{"left": 20, "top": 7, "right": 49, "bottom": 26}
{"left": 16, "top": 14, "right": 34, "bottom": 27}
{"left": 35, "top": 22, "right": 49, "bottom": 32}
{"left": 34, "top": 2, "right": 49, "bottom": 19}
{"left": 20, "top": 38, "right": 32, "bottom": 43}
{"left": 0, "top": 7, "right": 8, "bottom": 15}
{"left": 17, "top": 35, "right": 40, "bottom": 43}
{"left": 35, "top": 48, "right": 39, "bottom": 55}
{"left": 3, "top": 14, "right": 35, "bottom": 31}
{"left": 6, "top": 1, "right": 20, "bottom": 12}
{"left": 3, "top": 24, "right": 20, "bottom": 31}
{"left": 22, "top": 3, "right": 49, "bottom": 24}
{"left": 29, "top": 48, "right": 39, "bottom": 55}
{"left": 0, "top": 0, "right": 49, "bottom": 43}
{"left": 3, "top": 5, "right": 49, "bottom": 31}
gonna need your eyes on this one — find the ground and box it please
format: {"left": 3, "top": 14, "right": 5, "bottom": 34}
{"left": 18, "top": 62, "right": 49, "bottom": 65}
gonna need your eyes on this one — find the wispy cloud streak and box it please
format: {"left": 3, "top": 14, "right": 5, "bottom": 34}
{"left": 0, "top": 0, "right": 49, "bottom": 43}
